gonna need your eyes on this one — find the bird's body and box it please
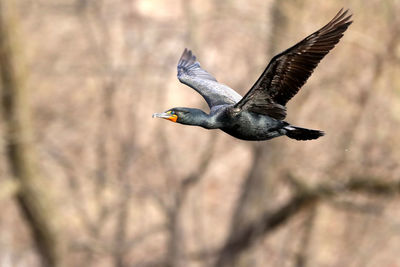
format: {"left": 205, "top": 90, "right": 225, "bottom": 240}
{"left": 194, "top": 105, "right": 285, "bottom": 140}
{"left": 175, "top": 105, "right": 320, "bottom": 141}
{"left": 153, "top": 9, "right": 353, "bottom": 141}
{"left": 219, "top": 108, "right": 289, "bottom": 141}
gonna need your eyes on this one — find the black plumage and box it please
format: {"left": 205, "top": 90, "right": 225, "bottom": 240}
{"left": 153, "top": 9, "right": 352, "bottom": 141}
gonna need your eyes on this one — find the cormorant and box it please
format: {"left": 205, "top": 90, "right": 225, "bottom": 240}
{"left": 153, "top": 9, "right": 352, "bottom": 141}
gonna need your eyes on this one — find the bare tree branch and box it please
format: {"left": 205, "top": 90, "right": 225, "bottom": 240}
{"left": 165, "top": 133, "right": 218, "bottom": 267}
{"left": 215, "top": 177, "right": 400, "bottom": 265}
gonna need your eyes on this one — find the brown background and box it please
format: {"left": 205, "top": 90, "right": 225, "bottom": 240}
{"left": 0, "top": 0, "right": 400, "bottom": 266}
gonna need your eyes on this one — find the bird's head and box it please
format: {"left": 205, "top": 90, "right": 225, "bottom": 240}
{"left": 152, "top": 107, "right": 208, "bottom": 126}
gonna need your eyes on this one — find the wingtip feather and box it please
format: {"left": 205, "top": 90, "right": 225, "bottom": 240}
{"left": 179, "top": 48, "right": 197, "bottom": 66}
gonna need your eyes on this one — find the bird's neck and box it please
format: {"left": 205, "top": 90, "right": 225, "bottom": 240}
{"left": 198, "top": 113, "right": 219, "bottom": 129}
{"left": 184, "top": 109, "right": 222, "bottom": 129}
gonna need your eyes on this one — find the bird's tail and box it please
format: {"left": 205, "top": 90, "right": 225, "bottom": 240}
{"left": 284, "top": 125, "right": 324, "bottom": 141}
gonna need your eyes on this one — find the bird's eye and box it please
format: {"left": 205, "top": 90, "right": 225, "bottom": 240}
{"left": 170, "top": 111, "right": 175, "bottom": 115}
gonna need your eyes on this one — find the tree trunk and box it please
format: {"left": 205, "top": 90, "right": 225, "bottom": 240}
{"left": 214, "top": 2, "right": 288, "bottom": 266}
{"left": 0, "top": 1, "right": 62, "bottom": 266}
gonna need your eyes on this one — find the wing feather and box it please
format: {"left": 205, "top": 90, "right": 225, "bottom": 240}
{"left": 234, "top": 9, "right": 352, "bottom": 119}
{"left": 177, "top": 49, "right": 242, "bottom": 109}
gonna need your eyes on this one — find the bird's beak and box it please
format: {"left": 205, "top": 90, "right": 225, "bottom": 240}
{"left": 152, "top": 112, "right": 178, "bottom": 122}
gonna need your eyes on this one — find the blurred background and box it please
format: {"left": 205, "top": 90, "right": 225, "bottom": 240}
{"left": 0, "top": 0, "right": 400, "bottom": 266}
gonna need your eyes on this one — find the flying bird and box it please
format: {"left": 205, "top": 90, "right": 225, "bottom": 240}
{"left": 153, "top": 9, "right": 352, "bottom": 141}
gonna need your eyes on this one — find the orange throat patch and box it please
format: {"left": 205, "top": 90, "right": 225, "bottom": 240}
{"left": 167, "top": 114, "right": 178, "bottom": 122}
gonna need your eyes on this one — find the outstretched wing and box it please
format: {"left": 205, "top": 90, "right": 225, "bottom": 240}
{"left": 234, "top": 9, "right": 353, "bottom": 120}
{"left": 177, "top": 48, "right": 242, "bottom": 109}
